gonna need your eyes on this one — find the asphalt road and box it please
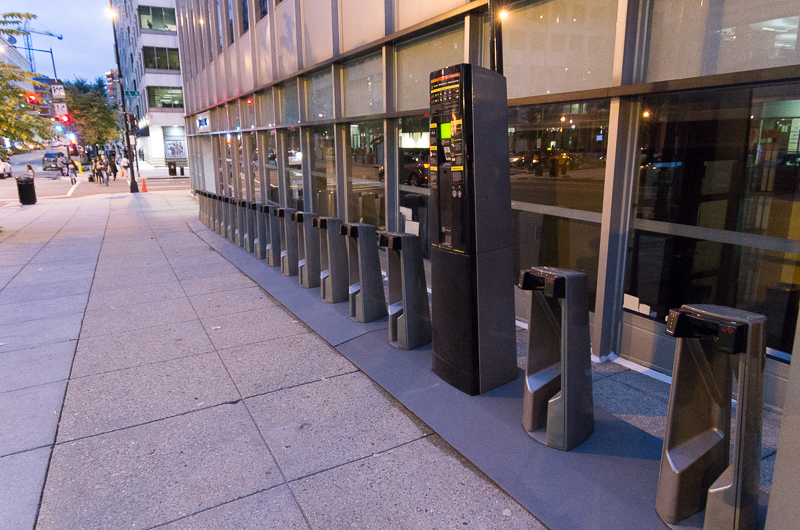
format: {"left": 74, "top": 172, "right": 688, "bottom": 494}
{"left": 1, "top": 150, "right": 190, "bottom": 205}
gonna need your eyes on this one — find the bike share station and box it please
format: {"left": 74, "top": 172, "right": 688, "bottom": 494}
{"left": 191, "top": 64, "right": 782, "bottom": 529}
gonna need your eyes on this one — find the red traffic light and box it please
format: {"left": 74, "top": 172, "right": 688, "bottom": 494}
{"left": 27, "top": 94, "right": 38, "bottom": 104}
{"left": 59, "top": 114, "right": 70, "bottom": 123}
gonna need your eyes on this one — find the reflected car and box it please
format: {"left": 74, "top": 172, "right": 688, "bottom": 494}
{"left": 0, "top": 158, "right": 10, "bottom": 178}
{"left": 401, "top": 153, "right": 429, "bottom": 187}
{"left": 509, "top": 152, "right": 526, "bottom": 168}
{"left": 41, "top": 151, "right": 62, "bottom": 171}
{"left": 287, "top": 148, "right": 302, "bottom": 167}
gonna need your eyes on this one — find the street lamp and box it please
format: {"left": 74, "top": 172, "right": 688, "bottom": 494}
{"left": 107, "top": 2, "right": 139, "bottom": 193}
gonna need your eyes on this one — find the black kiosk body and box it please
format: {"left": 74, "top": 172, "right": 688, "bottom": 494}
{"left": 429, "top": 64, "right": 517, "bottom": 395}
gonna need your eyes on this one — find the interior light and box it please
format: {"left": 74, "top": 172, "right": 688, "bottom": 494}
{"left": 642, "top": 110, "right": 651, "bottom": 118}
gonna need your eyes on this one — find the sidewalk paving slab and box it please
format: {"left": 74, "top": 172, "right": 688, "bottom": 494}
{"left": 161, "top": 486, "right": 309, "bottom": 529}
{"left": 0, "top": 380, "right": 66, "bottom": 456}
{"left": 217, "top": 333, "right": 356, "bottom": 398}
{"left": 37, "top": 403, "right": 282, "bottom": 529}
{"left": 70, "top": 320, "right": 215, "bottom": 377}
{"left": 0, "top": 446, "right": 51, "bottom": 530}
{"left": 58, "top": 352, "right": 239, "bottom": 441}
{"left": 0, "top": 313, "right": 84, "bottom": 352}
{"left": 80, "top": 297, "right": 197, "bottom": 337}
{"left": 0, "top": 340, "right": 76, "bottom": 393}
{"left": 0, "top": 277, "right": 93, "bottom": 305}
{"left": 246, "top": 371, "right": 433, "bottom": 481}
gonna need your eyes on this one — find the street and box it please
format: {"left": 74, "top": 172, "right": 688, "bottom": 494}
{"left": 1, "top": 150, "right": 190, "bottom": 206}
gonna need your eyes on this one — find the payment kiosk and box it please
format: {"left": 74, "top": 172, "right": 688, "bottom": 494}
{"left": 428, "top": 63, "right": 517, "bottom": 395}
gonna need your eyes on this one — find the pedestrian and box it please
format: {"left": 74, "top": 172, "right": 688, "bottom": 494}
{"left": 89, "top": 158, "right": 98, "bottom": 182}
{"left": 25, "top": 164, "right": 35, "bottom": 178}
{"left": 56, "top": 154, "right": 65, "bottom": 177}
{"left": 68, "top": 160, "right": 78, "bottom": 185}
{"left": 120, "top": 155, "right": 129, "bottom": 179}
{"left": 97, "top": 155, "right": 110, "bottom": 186}
{"left": 109, "top": 155, "right": 118, "bottom": 181}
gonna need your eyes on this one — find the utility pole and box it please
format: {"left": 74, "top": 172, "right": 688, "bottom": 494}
{"left": 109, "top": 0, "right": 139, "bottom": 193}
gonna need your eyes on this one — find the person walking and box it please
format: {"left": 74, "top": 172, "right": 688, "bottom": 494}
{"left": 120, "top": 155, "right": 129, "bottom": 179}
{"left": 56, "top": 154, "right": 65, "bottom": 177}
{"left": 68, "top": 160, "right": 78, "bottom": 185}
{"left": 25, "top": 164, "right": 35, "bottom": 178}
{"left": 109, "top": 155, "right": 118, "bottom": 181}
{"left": 97, "top": 155, "right": 110, "bottom": 186}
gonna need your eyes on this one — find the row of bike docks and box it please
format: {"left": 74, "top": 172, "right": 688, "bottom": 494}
{"left": 197, "top": 189, "right": 780, "bottom": 529}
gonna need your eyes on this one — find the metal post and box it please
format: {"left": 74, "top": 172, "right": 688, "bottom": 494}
{"left": 488, "top": 0, "right": 504, "bottom": 75}
{"left": 110, "top": 0, "right": 139, "bottom": 193}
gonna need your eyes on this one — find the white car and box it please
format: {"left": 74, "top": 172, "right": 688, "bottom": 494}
{"left": 0, "top": 159, "right": 11, "bottom": 179}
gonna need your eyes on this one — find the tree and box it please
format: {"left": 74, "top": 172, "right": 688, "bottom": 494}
{"left": 0, "top": 62, "right": 53, "bottom": 144}
{"left": 64, "top": 77, "right": 120, "bottom": 146}
{"left": 0, "top": 13, "right": 54, "bottom": 144}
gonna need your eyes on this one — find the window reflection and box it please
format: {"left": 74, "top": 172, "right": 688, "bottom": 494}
{"left": 285, "top": 128, "right": 303, "bottom": 210}
{"left": 508, "top": 100, "right": 609, "bottom": 212}
{"left": 264, "top": 130, "right": 279, "bottom": 204}
{"left": 311, "top": 125, "right": 336, "bottom": 217}
{"left": 398, "top": 116, "right": 431, "bottom": 257}
{"left": 346, "top": 120, "right": 384, "bottom": 227}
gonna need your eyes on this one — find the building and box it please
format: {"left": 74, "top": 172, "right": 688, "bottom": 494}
{"left": 112, "top": 0, "right": 187, "bottom": 166}
{"left": 173, "top": 0, "right": 800, "bottom": 409}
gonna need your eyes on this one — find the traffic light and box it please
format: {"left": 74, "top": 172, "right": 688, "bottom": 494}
{"left": 59, "top": 114, "right": 70, "bottom": 124}
{"left": 27, "top": 94, "right": 38, "bottom": 104}
{"left": 54, "top": 124, "right": 63, "bottom": 132}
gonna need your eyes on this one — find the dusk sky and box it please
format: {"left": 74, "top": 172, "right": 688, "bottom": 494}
{"left": 3, "top": 0, "right": 116, "bottom": 82}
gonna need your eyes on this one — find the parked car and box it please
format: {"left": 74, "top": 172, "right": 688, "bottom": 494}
{"left": 0, "top": 158, "right": 11, "bottom": 178}
{"left": 287, "top": 148, "right": 302, "bottom": 167}
{"left": 41, "top": 151, "right": 61, "bottom": 171}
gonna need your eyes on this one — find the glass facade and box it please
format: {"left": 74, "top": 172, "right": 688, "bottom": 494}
{"left": 178, "top": 0, "right": 800, "bottom": 379}
{"left": 143, "top": 47, "right": 181, "bottom": 71}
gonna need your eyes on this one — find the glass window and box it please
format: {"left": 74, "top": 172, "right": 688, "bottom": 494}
{"left": 143, "top": 47, "right": 157, "bottom": 69}
{"left": 216, "top": 0, "right": 224, "bottom": 51}
{"left": 258, "top": 89, "right": 275, "bottom": 126}
{"left": 627, "top": 83, "right": 800, "bottom": 355}
{"left": 347, "top": 120, "right": 384, "bottom": 227}
{"left": 237, "top": 133, "right": 247, "bottom": 199}
{"left": 241, "top": 0, "right": 249, "bottom": 33}
{"left": 264, "top": 130, "right": 279, "bottom": 204}
{"left": 147, "top": 87, "right": 184, "bottom": 109}
{"left": 279, "top": 81, "right": 300, "bottom": 125}
{"left": 311, "top": 125, "right": 337, "bottom": 217}
{"left": 396, "top": 24, "right": 464, "bottom": 111}
{"left": 152, "top": 8, "right": 164, "bottom": 30}
{"left": 501, "top": 0, "right": 617, "bottom": 98}
{"left": 163, "top": 7, "right": 177, "bottom": 31}
{"left": 395, "top": 0, "right": 467, "bottom": 31}
{"left": 228, "top": 0, "right": 235, "bottom": 44}
{"left": 508, "top": 100, "right": 610, "bottom": 212}
{"left": 646, "top": 2, "right": 799, "bottom": 82}
{"left": 259, "top": 0, "right": 268, "bottom": 19}
{"left": 514, "top": 211, "right": 600, "bottom": 308}
{"left": 340, "top": 0, "right": 384, "bottom": 52}
{"left": 285, "top": 127, "right": 304, "bottom": 210}
{"left": 275, "top": 0, "right": 298, "bottom": 76}
{"left": 228, "top": 101, "right": 241, "bottom": 130}
{"left": 155, "top": 47, "right": 168, "bottom": 69}
{"left": 306, "top": 70, "right": 333, "bottom": 121}
{"left": 398, "top": 116, "right": 431, "bottom": 257}
{"left": 241, "top": 97, "right": 256, "bottom": 129}
{"left": 167, "top": 48, "right": 180, "bottom": 70}
{"left": 301, "top": 0, "right": 333, "bottom": 65}
{"left": 248, "top": 132, "right": 261, "bottom": 202}
{"left": 342, "top": 53, "right": 383, "bottom": 117}
{"left": 139, "top": 6, "right": 152, "bottom": 29}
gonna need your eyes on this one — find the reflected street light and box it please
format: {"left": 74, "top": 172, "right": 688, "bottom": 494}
{"left": 107, "top": 3, "right": 139, "bottom": 193}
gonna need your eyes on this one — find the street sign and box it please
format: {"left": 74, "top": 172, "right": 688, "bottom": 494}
{"left": 54, "top": 102, "right": 68, "bottom": 115}
{"left": 125, "top": 91, "right": 140, "bottom": 97}
{"left": 51, "top": 85, "right": 65, "bottom": 98}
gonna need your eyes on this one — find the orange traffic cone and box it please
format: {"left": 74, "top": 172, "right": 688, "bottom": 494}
{"left": 141, "top": 178, "right": 147, "bottom": 192}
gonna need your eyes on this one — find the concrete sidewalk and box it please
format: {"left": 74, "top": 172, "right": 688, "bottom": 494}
{"left": 0, "top": 191, "right": 541, "bottom": 529}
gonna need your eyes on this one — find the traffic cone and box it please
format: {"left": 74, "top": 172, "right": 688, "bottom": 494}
{"left": 141, "top": 178, "right": 147, "bottom": 192}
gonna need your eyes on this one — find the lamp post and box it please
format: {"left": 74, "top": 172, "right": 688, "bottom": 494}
{"left": 108, "top": 2, "right": 139, "bottom": 193}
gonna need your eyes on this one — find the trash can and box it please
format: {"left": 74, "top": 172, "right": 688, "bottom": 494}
{"left": 16, "top": 177, "right": 36, "bottom": 205}
{"left": 168, "top": 162, "right": 177, "bottom": 176}
{"left": 179, "top": 166, "right": 185, "bottom": 176}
